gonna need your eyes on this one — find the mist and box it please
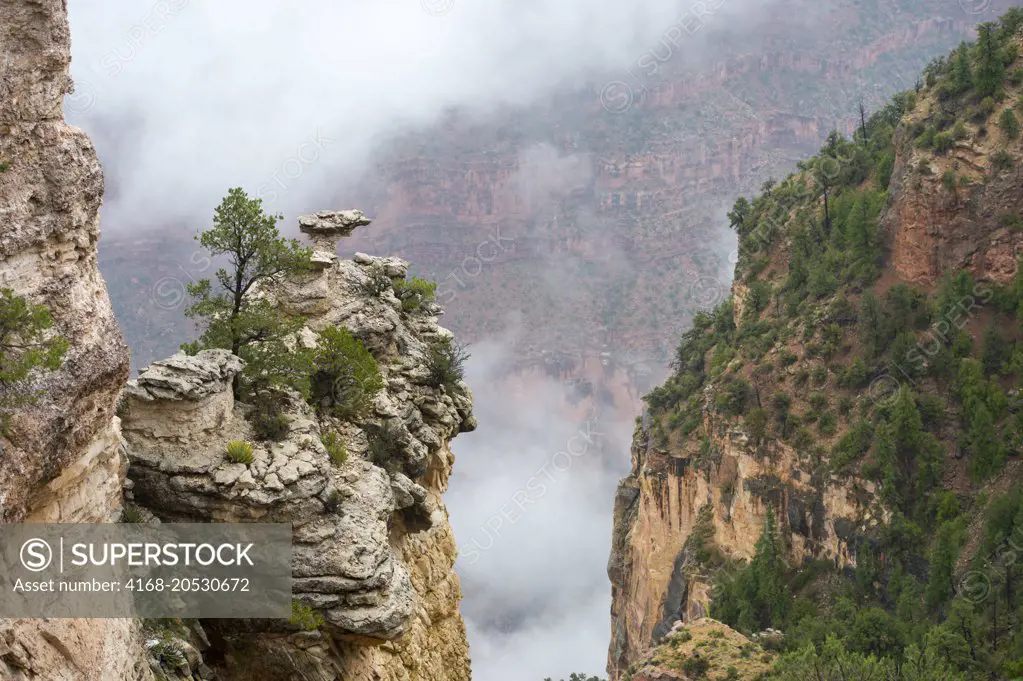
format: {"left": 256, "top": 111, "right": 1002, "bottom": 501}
{"left": 66, "top": 0, "right": 774, "bottom": 677}
{"left": 66, "top": 0, "right": 776, "bottom": 230}
{"left": 449, "top": 339, "right": 633, "bottom": 680}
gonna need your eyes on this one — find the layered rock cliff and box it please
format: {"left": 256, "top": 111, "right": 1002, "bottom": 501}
{"left": 607, "top": 21, "right": 1023, "bottom": 679}
{"left": 119, "top": 240, "right": 476, "bottom": 680}
{"left": 0, "top": 0, "right": 145, "bottom": 677}
{"left": 607, "top": 386, "right": 878, "bottom": 679}
{"left": 1, "top": 3, "right": 476, "bottom": 678}
{"left": 888, "top": 88, "right": 1023, "bottom": 288}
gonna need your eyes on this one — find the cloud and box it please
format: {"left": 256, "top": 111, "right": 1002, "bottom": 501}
{"left": 448, "top": 337, "right": 632, "bottom": 680}
{"left": 66, "top": 0, "right": 767, "bottom": 229}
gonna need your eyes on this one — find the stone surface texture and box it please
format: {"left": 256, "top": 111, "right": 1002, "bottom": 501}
{"left": 122, "top": 251, "right": 475, "bottom": 680}
{"left": 0, "top": 0, "right": 146, "bottom": 679}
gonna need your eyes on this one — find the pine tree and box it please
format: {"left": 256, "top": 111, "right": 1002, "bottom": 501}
{"left": 773, "top": 637, "right": 896, "bottom": 681}
{"left": 858, "top": 291, "right": 888, "bottom": 356}
{"left": 749, "top": 506, "right": 788, "bottom": 627}
{"left": 873, "top": 421, "right": 900, "bottom": 507}
{"left": 890, "top": 387, "right": 924, "bottom": 455}
{"left": 925, "top": 519, "right": 964, "bottom": 612}
{"left": 728, "top": 197, "right": 751, "bottom": 233}
{"left": 967, "top": 404, "right": 1005, "bottom": 480}
{"left": 952, "top": 41, "right": 973, "bottom": 94}
{"left": 983, "top": 325, "right": 1010, "bottom": 374}
{"left": 0, "top": 290, "right": 68, "bottom": 434}
{"left": 845, "top": 197, "right": 874, "bottom": 257}
{"left": 975, "top": 23, "right": 1004, "bottom": 99}
{"left": 184, "top": 188, "right": 313, "bottom": 406}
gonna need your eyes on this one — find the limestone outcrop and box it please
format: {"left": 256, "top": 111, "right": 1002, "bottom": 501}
{"left": 886, "top": 85, "right": 1023, "bottom": 288}
{"left": 122, "top": 248, "right": 475, "bottom": 679}
{"left": 0, "top": 0, "right": 129, "bottom": 524}
{"left": 299, "top": 209, "right": 373, "bottom": 254}
{"left": 607, "top": 410, "right": 876, "bottom": 679}
{"left": 0, "top": 0, "right": 145, "bottom": 678}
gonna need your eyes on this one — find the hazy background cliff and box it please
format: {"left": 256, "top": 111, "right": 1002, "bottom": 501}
{"left": 66, "top": 0, "right": 1019, "bottom": 677}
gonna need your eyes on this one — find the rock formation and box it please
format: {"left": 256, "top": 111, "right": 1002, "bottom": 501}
{"left": 607, "top": 411, "right": 877, "bottom": 678}
{"left": 606, "top": 24, "right": 1023, "bottom": 677}
{"left": 299, "top": 209, "right": 373, "bottom": 255}
{"left": 623, "top": 618, "right": 776, "bottom": 681}
{"left": 0, "top": 0, "right": 145, "bottom": 678}
{"left": 0, "top": 0, "right": 129, "bottom": 525}
{"left": 121, "top": 247, "right": 476, "bottom": 680}
{"left": 0, "top": 1, "right": 475, "bottom": 677}
{"left": 887, "top": 99, "right": 1023, "bottom": 288}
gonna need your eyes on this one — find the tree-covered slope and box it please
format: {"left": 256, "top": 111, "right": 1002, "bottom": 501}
{"left": 620, "top": 8, "right": 1023, "bottom": 681}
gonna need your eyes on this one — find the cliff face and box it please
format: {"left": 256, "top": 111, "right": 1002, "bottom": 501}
{"left": 887, "top": 92, "right": 1023, "bottom": 288}
{"left": 0, "top": 5, "right": 475, "bottom": 678}
{"left": 607, "top": 25, "right": 1023, "bottom": 678}
{"left": 0, "top": 0, "right": 129, "bottom": 525}
{"left": 0, "top": 0, "right": 143, "bottom": 678}
{"left": 607, "top": 399, "right": 877, "bottom": 679}
{"left": 120, "top": 247, "right": 475, "bottom": 681}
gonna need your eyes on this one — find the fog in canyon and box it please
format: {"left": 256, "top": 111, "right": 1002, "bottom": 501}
{"left": 67, "top": 0, "right": 773, "bottom": 677}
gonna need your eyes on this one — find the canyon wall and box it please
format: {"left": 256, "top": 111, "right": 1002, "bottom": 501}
{"left": 606, "top": 414, "right": 878, "bottom": 679}
{"left": 887, "top": 91, "right": 1023, "bottom": 288}
{"left": 0, "top": 0, "right": 145, "bottom": 677}
{"left": 605, "top": 25, "right": 1023, "bottom": 677}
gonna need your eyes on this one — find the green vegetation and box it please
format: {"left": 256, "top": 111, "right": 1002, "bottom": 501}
{"left": 251, "top": 405, "right": 290, "bottom": 442}
{"left": 121, "top": 505, "right": 143, "bottom": 523}
{"left": 425, "top": 336, "right": 470, "bottom": 396}
{"left": 0, "top": 289, "right": 68, "bottom": 434}
{"left": 712, "top": 508, "right": 789, "bottom": 632}
{"left": 288, "top": 601, "right": 324, "bottom": 631}
{"left": 321, "top": 430, "right": 348, "bottom": 465}
{"left": 1001, "top": 108, "right": 1021, "bottom": 140}
{"left": 393, "top": 276, "right": 438, "bottom": 311}
{"left": 366, "top": 420, "right": 407, "bottom": 474}
{"left": 143, "top": 620, "right": 198, "bottom": 678}
{"left": 225, "top": 440, "right": 254, "bottom": 465}
{"left": 682, "top": 656, "right": 711, "bottom": 678}
{"left": 309, "top": 326, "right": 384, "bottom": 419}
{"left": 992, "top": 149, "right": 1015, "bottom": 172}
{"left": 149, "top": 640, "right": 188, "bottom": 674}
{"left": 182, "top": 188, "right": 313, "bottom": 435}
{"left": 631, "top": 619, "right": 776, "bottom": 681}
{"left": 643, "top": 11, "right": 1023, "bottom": 681}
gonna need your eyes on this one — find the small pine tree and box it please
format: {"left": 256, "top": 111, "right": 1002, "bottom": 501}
{"left": 0, "top": 289, "right": 68, "bottom": 434}
{"left": 727, "top": 197, "right": 751, "bottom": 233}
{"left": 1000, "top": 108, "right": 1021, "bottom": 140}
{"left": 975, "top": 23, "right": 1005, "bottom": 99}
{"left": 872, "top": 421, "right": 900, "bottom": 506}
{"left": 951, "top": 41, "right": 973, "bottom": 94}
{"left": 749, "top": 506, "right": 788, "bottom": 627}
{"left": 310, "top": 327, "right": 384, "bottom": 419}
{"left": 857, "top": 291, "right": 888, "bottom": 356}
{"left": 983, "top": 325, "right": 1010, "bottom": 374}
{"left": 184, "top": 188, "right": 313, "bottom": 404}
{"left": 925, "top": 518, "right": 964, "bottom": 611}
